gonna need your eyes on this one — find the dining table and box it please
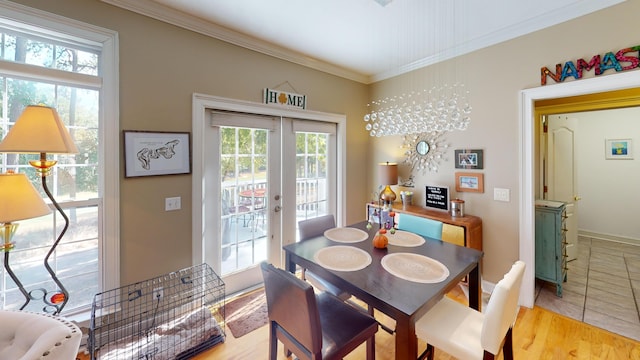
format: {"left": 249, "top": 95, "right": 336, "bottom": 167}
{"left": 283, "top": 221, "right": 484, "bottom": 360}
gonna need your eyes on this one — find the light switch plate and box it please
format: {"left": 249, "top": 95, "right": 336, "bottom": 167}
{"left": 165, "top": 197, "right": 181, "bottom": 211}
{"left": 494, "top": 188, "right": 510, "bottom": 202}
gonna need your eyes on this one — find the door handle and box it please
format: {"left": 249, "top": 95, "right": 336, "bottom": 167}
{"left": 274, "top": 205, "right": 282, "bottom": 212}
{"left": 574, "top": 196, "right": 581, "bottom": 201}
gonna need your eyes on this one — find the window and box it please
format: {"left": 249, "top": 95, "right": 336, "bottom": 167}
{"left": 0, "top": 2, "right": 118, "bottom": 317}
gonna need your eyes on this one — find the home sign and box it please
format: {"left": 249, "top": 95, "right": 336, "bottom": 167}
{"left": 263, "top": 88, "right": 307, "bottom": 109}
{"left": 541, "top": 45, "right": 640, "bottom": 85}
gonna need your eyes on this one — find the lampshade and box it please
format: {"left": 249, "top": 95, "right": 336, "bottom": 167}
{"left": 0, "top": 173, "right": 51, "bottom": 223}
{"left": 0, "top": 105, "right": 78, "bottom": 154}
{"left": 378, "top": 162, "right": 398, "bottom": 185}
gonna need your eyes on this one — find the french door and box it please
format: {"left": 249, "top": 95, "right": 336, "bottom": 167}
{"left": 204, "top": 110, "right": 337, "bottom": 294}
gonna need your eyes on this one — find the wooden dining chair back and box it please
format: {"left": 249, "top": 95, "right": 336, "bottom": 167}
{"left": 260, "top": 262, "right": 378, "bottom": 360}
{"left": 397, "top": 213, "right": 443, "bottom": 240}
{"left": 415, "top": 260, "right": 526, "bottom": 360}
{"left": 298, "top": 214, "right": 336, "bottom": 241}
{"left": 297, "top": 215, "right": 350, "bottom": 301}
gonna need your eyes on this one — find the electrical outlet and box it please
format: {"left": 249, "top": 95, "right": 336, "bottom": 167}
{"left": 153, "top": 287, "right": 163, "bottom": 300}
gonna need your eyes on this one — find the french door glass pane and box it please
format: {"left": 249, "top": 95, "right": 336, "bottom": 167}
{"left": 296, "top": 132, "right": 330, "bottom": 232}
{"left": 220, "top": 127, "right": 268, "bottom": 275}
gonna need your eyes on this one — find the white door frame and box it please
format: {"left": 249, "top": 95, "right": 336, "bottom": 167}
{"left": 191, "top": 93, "right": 347, "bottom": 272}
{"left": 519, "top": 71, "right": 640, "bottom": 307}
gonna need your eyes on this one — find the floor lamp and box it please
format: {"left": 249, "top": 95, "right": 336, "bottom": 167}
{"left": 0, "top": 105, "right": 78, "bottom": 314}
{"left": 0, "top": 172, "right": 51, "bottom": 310}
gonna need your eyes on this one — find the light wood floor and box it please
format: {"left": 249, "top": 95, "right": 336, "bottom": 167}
{"left": 193, "top": 287, "right": 640, "bottom": 360}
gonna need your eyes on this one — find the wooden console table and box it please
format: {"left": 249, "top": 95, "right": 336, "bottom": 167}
{"left": 366, "top": 202, "right": 483, "bottom": 251}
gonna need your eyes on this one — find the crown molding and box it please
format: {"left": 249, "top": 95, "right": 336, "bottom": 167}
{"left": 101, "top": 0, "right": 371, "bottom": 84}
{"left": 371, "top": 0, "right": 626, "bottom": 83}
{"left": 102, "top": 0, "right": 624, "bottom": 85}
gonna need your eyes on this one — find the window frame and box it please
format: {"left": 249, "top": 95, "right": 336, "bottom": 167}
{"left": 0, "top": 1, "right": 119, "bottom": 320}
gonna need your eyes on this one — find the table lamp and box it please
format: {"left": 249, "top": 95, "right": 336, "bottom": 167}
{"left": 379, "top": 162, "right": 398, "bottom": 207}
{"left": 0, "top": 105, "right": 78, "bottom": 314}
{"left": 0, "top": 172, "right": 52, "bottom": 309}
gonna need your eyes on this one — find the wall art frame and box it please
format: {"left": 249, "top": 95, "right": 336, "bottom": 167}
{"left": 124, "top": 130, "right": 191, "bottom": 177}
{"left": 425, "top": 185, "right": 449, "bottom": 211}
{"left": 605, "top": 138, "right": 633, "bottom": 160}
{"left": 455, "top": 172, "right": 484, "bottom": 193}
{"left": 454, "top": 149, "right": 484, "bottom": 169}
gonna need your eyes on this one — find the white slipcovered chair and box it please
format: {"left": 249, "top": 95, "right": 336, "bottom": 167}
{"left": 0, "top": 310, "right": 82, "bottom": 360}
{"left": 415, "top": 260, "right": 525, "bottom": 360}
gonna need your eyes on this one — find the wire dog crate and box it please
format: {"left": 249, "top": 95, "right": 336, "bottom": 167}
{"left": 89, "top": 263, "right": 225, "bottom": 360}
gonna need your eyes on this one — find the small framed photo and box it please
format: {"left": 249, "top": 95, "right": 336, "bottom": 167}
{"left": 454, "top": 149, "right": 484, "bottom": 169}
{"left": 455, "top": 172, "right": 484, "bottom": 193}
{"left": 124, "top": 131, "right": 191, "bottom": 177}
{"left": 605, "top": 139, "right": 633, "bottom": 160}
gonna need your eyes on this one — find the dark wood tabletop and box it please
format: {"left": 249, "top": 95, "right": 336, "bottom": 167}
{"left": 283, "top": 221, "right": 484, "bottom": 360}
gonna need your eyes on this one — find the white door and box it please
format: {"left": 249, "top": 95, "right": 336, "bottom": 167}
{"left": 206, "top": 111, "right": 337, "bottom": 294}
{"left": 282, "top": 118, "right": 337, "bottom": 248}
{"left": 208, "top": 112, "right": 281, "bottom": 294}
{"left": 546, "top": 115, "right": 579, "bottom": 261}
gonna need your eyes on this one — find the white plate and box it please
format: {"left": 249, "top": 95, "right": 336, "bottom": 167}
{"left": 324, "top": 227, "right": 369, "bottom": 243}
{"left": 386, "top": 230, "right": 425, "bottom": 247}
{"left": 314, "top": 246, "right": 372, "bottom": 272}
{"left": 381, "top": 253, "right": 449, "bottom": 283}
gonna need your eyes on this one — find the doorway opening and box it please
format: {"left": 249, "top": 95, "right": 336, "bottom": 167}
{"left": 520, "top": 71, "right": 640, "bottom": 310}
{"left": 534, "top": 88, "right": 640, "bottom": 340}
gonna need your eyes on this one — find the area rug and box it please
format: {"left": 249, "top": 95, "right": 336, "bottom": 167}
{"left": 223, "top": 290, "right": 268, "bottom": 338}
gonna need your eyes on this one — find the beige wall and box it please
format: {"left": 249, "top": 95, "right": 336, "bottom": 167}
{"left": 12, "top": 0, "right": 638, "bottom": 286}
{"left": 13, "top": 0, "right": 369, "bottom": 285}
{"left": 368, "top": 0, "right": 638, "bottom": 282}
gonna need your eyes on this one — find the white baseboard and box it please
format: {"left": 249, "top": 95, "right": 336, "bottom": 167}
{"left": 578, "top": 230, "right": 640, "bottom": 246}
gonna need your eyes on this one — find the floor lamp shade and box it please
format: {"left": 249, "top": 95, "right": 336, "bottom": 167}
{"left": 0, "top": 173, "right": 51, "bottom": 224}
{"left": 0, "top": 105, "right": 78, "bottom": 154}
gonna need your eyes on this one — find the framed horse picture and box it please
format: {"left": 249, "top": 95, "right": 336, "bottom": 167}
{"left": 124, "top": 130, "right": 191, "bottom": 177}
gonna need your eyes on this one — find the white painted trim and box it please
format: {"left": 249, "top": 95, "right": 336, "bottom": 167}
{"left": 102, "top": 0, "right": 623, "bottom": 84}
{"left": 519, "top": 70, "right": 640, "bottom": 308}
{"left": 100, "top": 0, "right": 368, "bottom": 84}
{"left": 101, "top": 28, "right": 121, "bottom": 295}
{"left": 579, "top": 230, "right": 640, "bottom": 247}
{"left": 191, "top": 93, "right": 347, "bottom": 266}
{"left": 373, "top": 0, "right": 626, "bottom": 82}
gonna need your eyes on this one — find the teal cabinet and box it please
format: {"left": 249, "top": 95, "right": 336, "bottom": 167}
{"left": 535, "top": 200, "right": 567, "bottom": 297}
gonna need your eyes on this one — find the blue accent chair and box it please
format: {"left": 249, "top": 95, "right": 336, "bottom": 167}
{"left": 397, "top": 213, "right": 443, "bottom": 240}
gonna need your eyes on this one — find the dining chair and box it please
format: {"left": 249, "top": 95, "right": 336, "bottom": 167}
{"left": 414, "top": 260, "right": 525, "bottom": 360}
{"left": 298, "top": 215, "right": 351, "bottom": 301}
{"left": 397, "top": 213, "right": 443, "bottom": 240}
{"left": 260, "top": 261, "right": 378, "bottom": 360}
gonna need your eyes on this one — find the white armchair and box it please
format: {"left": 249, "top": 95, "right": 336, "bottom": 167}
{"left": 0, "top": 310, "right": 82, "bottom": 360}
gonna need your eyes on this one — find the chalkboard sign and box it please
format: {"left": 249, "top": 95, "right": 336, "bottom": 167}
{"left": 425, "top": 186, "right": 449, "bottom": 211}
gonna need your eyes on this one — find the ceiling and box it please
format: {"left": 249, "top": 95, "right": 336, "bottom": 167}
{"left": 103, "top": 0, "right": 624, "bottom": 84}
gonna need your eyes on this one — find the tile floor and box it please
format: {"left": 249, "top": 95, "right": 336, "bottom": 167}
{"left": 535, "top": 235, "right": 640, "bottom": 341}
